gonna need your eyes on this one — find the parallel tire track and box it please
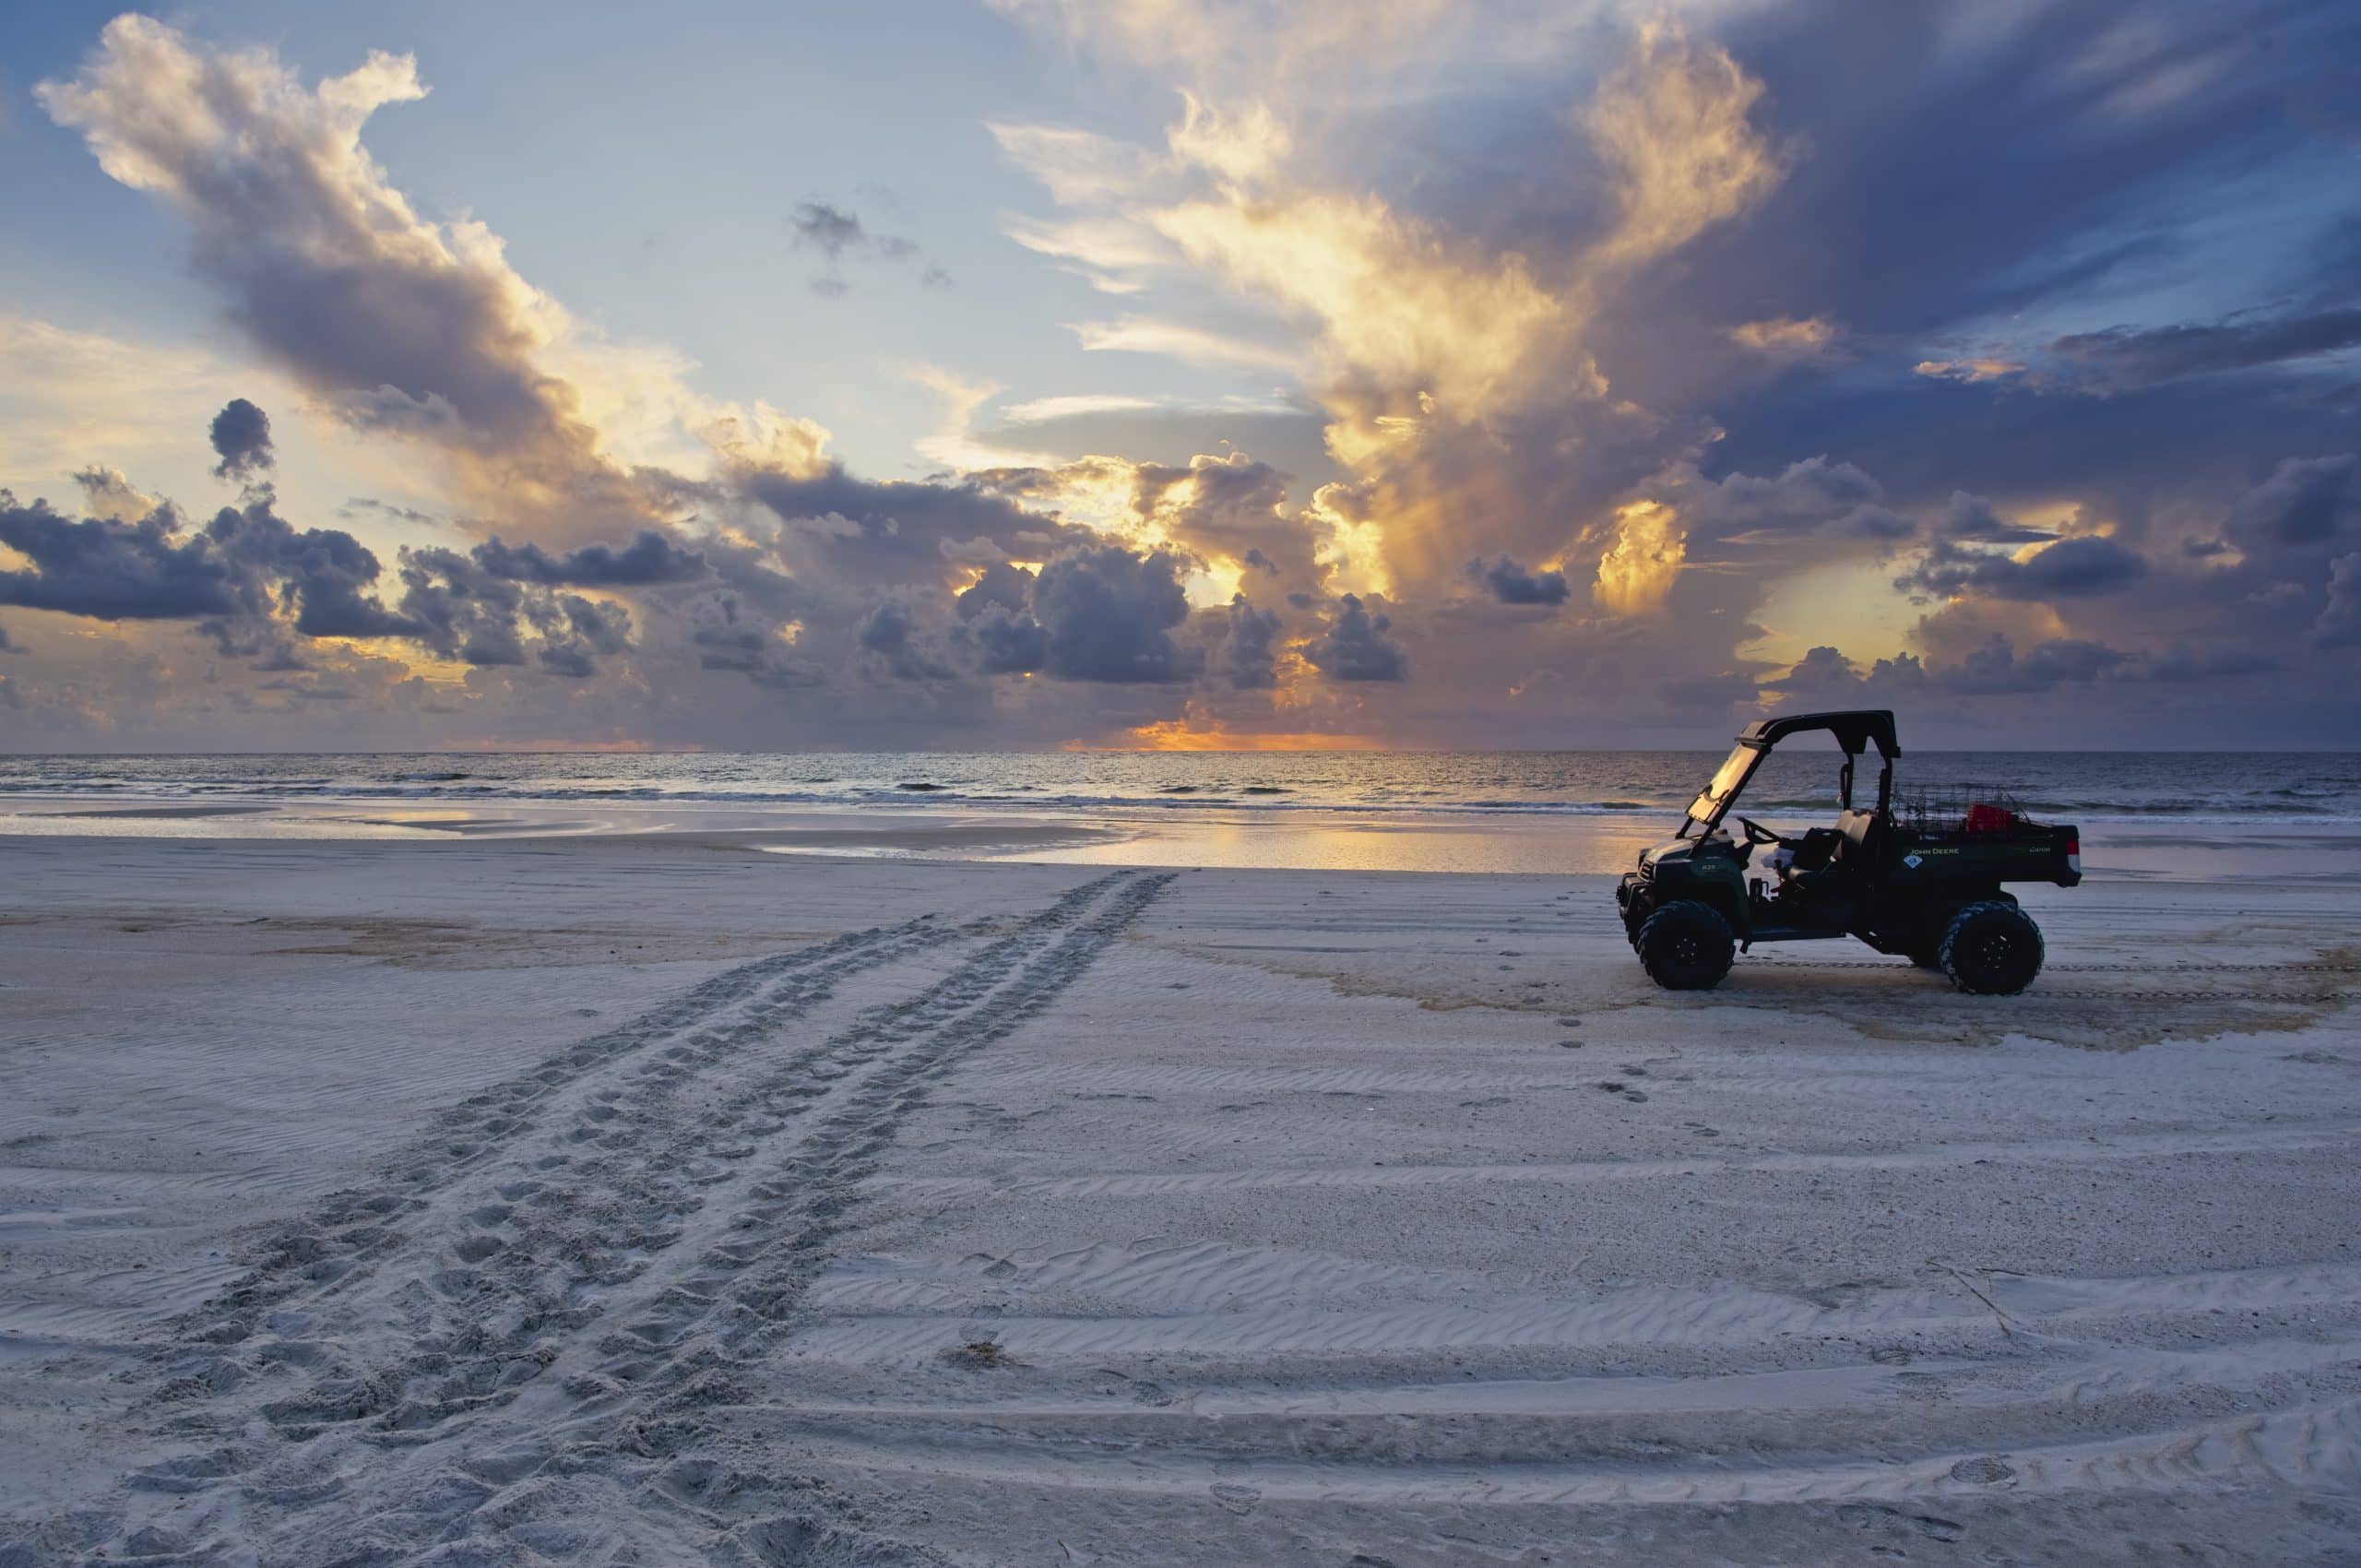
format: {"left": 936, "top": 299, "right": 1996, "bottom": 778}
{"left": 184, "top": 915, "right": 955, "bottom": 1338}
{"left": 57, "top": 871, "right": 1167, "bottom": 1568}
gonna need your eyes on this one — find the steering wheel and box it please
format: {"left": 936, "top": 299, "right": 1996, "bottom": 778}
{"left": 1736, "top": 815, "right": 1783, "bottom": 848}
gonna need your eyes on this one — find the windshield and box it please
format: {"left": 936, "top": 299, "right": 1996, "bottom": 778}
{"left": 1682, "top": 742, "right": 1763, "bottom": 836}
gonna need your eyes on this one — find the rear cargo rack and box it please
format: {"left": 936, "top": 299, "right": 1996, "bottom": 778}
{"left": 1892, "top": 783, "right": 2039, "bottom": 834}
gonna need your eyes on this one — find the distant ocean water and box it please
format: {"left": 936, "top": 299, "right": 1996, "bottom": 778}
{"left": 5, "top": 751, "right": 2359, "bottom": 826}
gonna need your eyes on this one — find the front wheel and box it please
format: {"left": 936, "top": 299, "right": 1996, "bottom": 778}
{"left": 1635, "top": 900, "right": 1735, "bottom": 991}
{"left": 1939, "top": 901, "right": 2045, "bottom": 994}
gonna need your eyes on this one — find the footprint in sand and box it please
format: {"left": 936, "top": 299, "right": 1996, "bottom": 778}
{"left": 1949, "top": 1455, "right": 2017, "bottom": 1486}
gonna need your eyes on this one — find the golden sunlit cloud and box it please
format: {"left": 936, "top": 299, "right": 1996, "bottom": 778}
{"left": 1584, "top": 20, "right": 1786, "bottom": 267}
{"left": 1914, "top": 358, "right": 2025, "bottom": 383}
{"left": 1152, "top": 190, "right": 1562, "bottom": 420}
{"left": 1729, "top": 315, "right": 1838, "bottom": 358}
{"left": 1594, "top": 499, "right": 1688, "bottom": 614}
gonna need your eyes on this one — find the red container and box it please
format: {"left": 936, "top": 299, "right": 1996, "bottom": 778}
{"left": 1963, "top": 802, "right": 2018, "bottom": 834}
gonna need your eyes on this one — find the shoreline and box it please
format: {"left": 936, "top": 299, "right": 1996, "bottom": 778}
{"left": 8, "top": 790, "right": 2361, "bottom": 879}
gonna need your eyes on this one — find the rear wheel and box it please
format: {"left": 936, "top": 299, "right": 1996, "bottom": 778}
{"left": 1635, "top": 900, "right": 1735, "bottom": 991}
{"left": 1939, "top": 901, "right": 2044, "bottom": 994}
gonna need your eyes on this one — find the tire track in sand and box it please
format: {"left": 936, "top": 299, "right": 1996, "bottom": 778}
{"left": 170, "top": 913, "right": 957, "bottom": 1356}
{"left": 43, "top": 870, "right": 1167, "bottom": 1568}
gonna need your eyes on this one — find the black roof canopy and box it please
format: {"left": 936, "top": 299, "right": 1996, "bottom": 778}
{"left": 1736, "top": 709, "right": 1901, "bottom": 759}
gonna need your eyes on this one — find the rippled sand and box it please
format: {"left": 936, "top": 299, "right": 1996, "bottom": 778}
{"left": 3, "top": 830, "right": 2356, "bottom": 1564}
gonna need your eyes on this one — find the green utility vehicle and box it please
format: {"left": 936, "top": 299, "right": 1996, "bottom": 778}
{"left": 1615, "top": 710, "right": 2080, "bottom": 993}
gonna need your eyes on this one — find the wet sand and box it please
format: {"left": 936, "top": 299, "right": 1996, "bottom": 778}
{"left": 1, "top": 829, "right": 2356, "bottom": 1564}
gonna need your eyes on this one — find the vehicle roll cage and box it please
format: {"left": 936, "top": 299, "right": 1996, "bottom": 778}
{"left": 1679, "top": 709, "right": 1902, "bottom": 838}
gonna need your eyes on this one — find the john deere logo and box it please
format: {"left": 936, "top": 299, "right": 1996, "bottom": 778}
{"left": 1903, "top": 853, "right": 1924, "bottom": 869}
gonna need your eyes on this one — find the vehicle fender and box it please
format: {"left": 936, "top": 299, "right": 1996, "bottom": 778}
{"left": 1647, "top": 859, "right": 1749, "bottom": 938}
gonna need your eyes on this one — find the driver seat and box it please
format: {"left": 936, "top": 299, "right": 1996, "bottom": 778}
{"left": 1834, "top": 808, "right": 1880, "bottom": 859}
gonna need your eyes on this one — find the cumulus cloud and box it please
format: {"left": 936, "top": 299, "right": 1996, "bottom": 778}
{"left": 73, "top": 466, "right": 160, "bottom": 523}
{"left": 1, "top": 495, "right": 250, "bottom": 622}
{"left": 39, "top": 17, "right": 682, "bottom": 542}
{"left": 1132, "top": 453, "right": 1323, "bottom": 589}
{"left": 1766, "top": 636, "right": 2131, "bottom": 699}
{"left": 1672, "top": 457, "right": 1913, "bottom": 543}
{"left": 2222, "top": 454, "right": 2359, "bottom": 553}
{"left": 208, "top": 398, "right": 274, "bottom": 480}
{"left": 0, "top": 479, "right": 423, "bottom": 678}
{"left": 1030, "top": 545, "right": 1203, "bottom": 682}
{"left": 1468, "top": 554, "right": 1570, "bottom": 605}
{"left": 855, "top": 598, "right": 955, "bottom": 680}
{"left": 470, "top": 530, "right": 709, "bottom": 588}
{"left": 1305, "top": 593, "right": 1406, "bottom": 682}
{"left": 1593, "top": 501, "right": 1688, "bottom": 614}
{"left": 1215, "top": 594, "right": 1283, "bottom": 687}
{"left": 1901, "top": 534, "right": 2151, "bottom": 600}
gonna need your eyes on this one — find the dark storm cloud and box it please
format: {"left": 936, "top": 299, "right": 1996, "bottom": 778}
{"left": 1900, "top": 534, "right": 2150, "bottom": 600}
{"left": 532, "top": 594, "right": 634, "bottom": 678}
{"left": 955, "top": 562, "right": 1038, "bottom": 620}
{"left": 2051, "top": 309, "right": 2361, "bottom": 390}
{"left": 959, "top": 602, "right": 1050, "bottom": 675}
{"left": 1029, "top": 545, "right": 1201, "bottom": 683}
{"left": 389, "top": 547, "right": 634, "bottom": 675}
{"left": 688, "top": 594, "right": 771, "bottom": 672}
{"left": 1467, "top": 554, "right": 1570, "bottom": 606}
{"left": 208, "top": 398, "right": 274, "bottom": 480}
{"left": 1679, "top": 458, "right": 1913, "bottom": 544}
{"left": 1305, "top": 594, "right": 1406, "bottom": 683}
{"left": 1582, "top": 0, "right": 2361, "bottom": 588}
{"left": 2, "top": 411, "right": 660, "bottom": 683}
{"left": 1946, "top": 636, "right": 2130, "bottom": 695}
{"left": 0, "top": 485, "right": 421, "bottom": 666}
{"left": 0, "top": 496, "right": 243, "bottom": 620}
{"left": 1767, "top": 636, "right": 2132, "bottom": 699}
{"left": 739, "top": 465, "right": 1091, "bottom": 586}
{"left": 2221, "top": 455, "right": 2360, "bottom": 552}
{"left": 1936, "top": 493, "right": 2057, "bottom": 545}
{"left": 855, "top": 599, "right": 955, "bottom": 680}
{"left": 202, "top": 493, "right": 416, "bottom": 640}
{"left": 953, "top": 564, "right": 1048, "bottom": 675}
{"left": 1215, "top": 595, "right": 1283, "bottom": 689}
{"left": 470, "top": 529, "right": 710, "bottom": 587}
{"left": 395, "top": 548, "right": 529, "bottom": 667}
{"left": 1645, "top": 0, "right": 2359, "bottom": 350}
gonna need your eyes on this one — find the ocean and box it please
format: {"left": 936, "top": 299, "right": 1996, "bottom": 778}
{"left": 4, "top": 750, "right": 2358, "bottom": 825}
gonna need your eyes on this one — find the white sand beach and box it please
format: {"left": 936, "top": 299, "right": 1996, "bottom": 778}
{"left": 3, "top": 824, "right": 2358, "bottom": 1564}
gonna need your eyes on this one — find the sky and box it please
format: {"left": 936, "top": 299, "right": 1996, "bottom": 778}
{"left": 1, "top": 0, "right": 2357, "bottom": 752}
